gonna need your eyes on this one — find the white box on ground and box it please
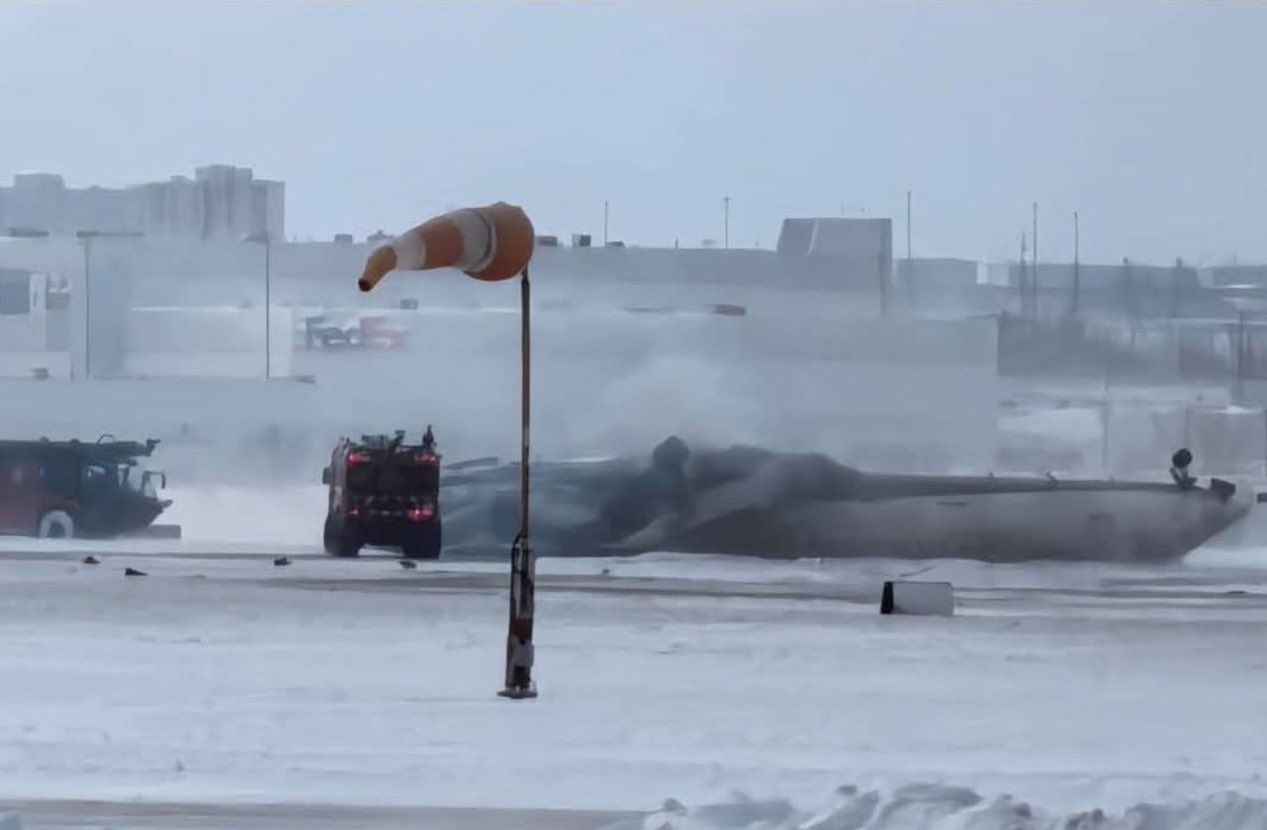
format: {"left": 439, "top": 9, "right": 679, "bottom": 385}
{"left": 880, "top": 580, "right": 955, "bottom": 616}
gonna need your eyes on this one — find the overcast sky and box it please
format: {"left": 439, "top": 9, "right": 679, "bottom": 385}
{"left": 0, "top": 1, "right": 1263, "bottom": 264}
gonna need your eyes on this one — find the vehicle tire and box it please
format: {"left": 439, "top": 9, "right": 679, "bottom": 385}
{"left": 334, "top": 539, "right": 361, "bottom": 557}
{"left": 38, "top": 510, "right": 76, "bottom": 539}
{"left": 323, "top": 516, "right": 360, "bottom": 557}
{"left": 402, "top": 520, "right": 442, "bottom": 560}
{"left": 322, "top": 515, "right": 338, "bottom": 555}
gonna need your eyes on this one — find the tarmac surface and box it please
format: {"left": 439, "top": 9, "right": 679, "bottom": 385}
{"left": 0, "top": 800, "right": 640, "bottom": 830}
{"left": 4, "top": 543, "right": 1267, "bottom": 829}
{"left": 4, "top": 547, "right": 1267, "bottom": 609}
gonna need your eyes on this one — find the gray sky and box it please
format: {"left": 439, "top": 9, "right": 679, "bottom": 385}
{"left": 1, "top": 1, "right": 1263, "bottom": 264}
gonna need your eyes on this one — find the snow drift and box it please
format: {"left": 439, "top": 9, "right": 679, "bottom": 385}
{"left": 611, "top": 784, "right": 1267, "bottom": 830}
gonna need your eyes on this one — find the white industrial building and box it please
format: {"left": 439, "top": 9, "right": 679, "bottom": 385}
{"left": 0, "top": 165, "right": 283, "bottom": 241}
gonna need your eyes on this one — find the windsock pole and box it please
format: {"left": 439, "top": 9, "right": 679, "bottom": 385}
{"left": 355, "top": 201, "right": 539, "bottom": 700}
{"left": 499, "top": 268, "right": 537, "bottom": 699}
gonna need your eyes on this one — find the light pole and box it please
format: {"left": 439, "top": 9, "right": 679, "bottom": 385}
{"left": 723, "top": 196, "right": 730, "bottom": 249}
{"left": 1032, "top": 202, "right": 1039, "bottom": 317}
{"left": 1237, "top": 310, "right": 1246, "bottom": 407}
{"left": 1072, "top": 210, "right": 1080, "bottom": 317}
{"left": 77, "top": 231, "right": 94, "bottom": 380}
{"left": 245, "top": 231, "right": 272, "bottom": 379}
{"left": 906, "top": 189, "right": 914, "bottom": 305}
{"left": 1018, "top": 231, "right": 1028, "bottom": 315}
{"left": 74, "top": 229, "right": 143, "bottom": 380}
{"left": 357, "top": 202, "right": 538, "bottom": 699}
{"left": 603, "top": 200, "right": 609, "bottom": 247}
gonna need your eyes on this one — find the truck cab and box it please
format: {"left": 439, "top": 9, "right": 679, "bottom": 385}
{"left": 322, "top": 428, "right": 442, "bottom": 559}
{"left": 0, "top": 436, "right": 171, "bottom": 539}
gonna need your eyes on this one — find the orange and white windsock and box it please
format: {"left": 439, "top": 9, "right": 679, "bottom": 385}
{"left": 358, "top": 201, "right": 535, "bottom": 292}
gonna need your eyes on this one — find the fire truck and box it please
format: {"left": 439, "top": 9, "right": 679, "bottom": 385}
{"left": 321, "top": 428, "right": 442, "bottom": 559}
{"left": 0, "top": 436, "right": 171, "bottom": 539}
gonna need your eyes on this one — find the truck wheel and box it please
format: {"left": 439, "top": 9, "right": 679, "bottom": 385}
{"left": 39, "top": 510, "right": 76, "bottom": 539}
{"left": 322, "top": 516, "right": 339, "bottom": 555}
{"left": 323, "top": 516, "right": 360, "bottom": 557}
{"left": 402, "top": 521, "right": 442, "bottom": 560}
{"left": 334, "top": 538, "right": 362, "bottom": 558}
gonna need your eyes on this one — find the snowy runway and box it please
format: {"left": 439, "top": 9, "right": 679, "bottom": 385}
{"left": 2, "top": 540, "right": 1267, "bottom": 828}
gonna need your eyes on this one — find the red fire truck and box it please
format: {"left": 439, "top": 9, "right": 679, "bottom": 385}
{"left": 321, "top": 428, "right": 442, "bottom": 559}
{"left": 0, "top": 436, "right": 171, "bottom": 539}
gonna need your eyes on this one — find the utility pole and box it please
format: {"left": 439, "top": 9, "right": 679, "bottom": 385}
{"left": 1018, "top": 231, "right": 1028, "bottom": 315}
{"left": 906, "top": 189, "right": 914, "bottom": 305}
{"left": 906, "top": 190, "right": 912, "bottom": 260}
{"left": 1122, "top": 256, "right": 1134, "bottom": 320}
{"left": 723, "top": 196, "right": 730, "bottom": 249}
{"left": 245, "top": 231, "right": 273, "bottom": 378}
{"left": 264, "top": 235, "right": 271, "bottom": 379}
{"left": 75, "top": 228, "right": 142, "bottom": 380}
{"left": 1172, "top": 256, "right": 1184, "bottom": 319}
{"left": 1236, "top": 310, "right": 1246, "bottom": 407}
{"left": 1032, "top": 202, "right": 1039, "bottom": 317}
{"left": 1101, "top": 395, "right": 1111, "bottom": 472}
{"left": 603, "top": 200, "right": 609, "bottom": 246}
{"left": 82, "top": 236, "right": 92, "bottom": 380}
{"left": 1072, "top": 210, "right": 1080, "bottom": 317}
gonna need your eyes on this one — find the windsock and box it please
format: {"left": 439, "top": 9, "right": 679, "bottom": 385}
{"left": 358, "top": 202, "right": 535, "bottom": 292}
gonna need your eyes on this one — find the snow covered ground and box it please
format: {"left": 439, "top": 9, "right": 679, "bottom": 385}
{"left": 3, "top": 493, "right": 1267, "bottom": 828}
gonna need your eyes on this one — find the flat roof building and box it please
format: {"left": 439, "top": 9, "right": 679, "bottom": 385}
{"left": 0, "top": 165, "right": 283, "bottom": 241}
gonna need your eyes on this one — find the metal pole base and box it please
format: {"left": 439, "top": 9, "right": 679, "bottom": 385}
{"left": 498, "top": 529, "right": 535, "bottom": 700}
{"left": 499, "top": 618, "right": 537, "bottom": 700}
{"left": 497, "top": 684, "right": 538, "bottom": 700}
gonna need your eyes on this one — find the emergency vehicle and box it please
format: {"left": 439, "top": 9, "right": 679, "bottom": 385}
{"left": 321, "top": 428, "right": 442, "bottom": 559}
{"left": 0, "top": 436, "right": 170, "bottom": 539}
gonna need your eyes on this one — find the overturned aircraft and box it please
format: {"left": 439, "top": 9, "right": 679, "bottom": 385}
{"left": 439, "top": 438, "right": 1252, "bottom": 563}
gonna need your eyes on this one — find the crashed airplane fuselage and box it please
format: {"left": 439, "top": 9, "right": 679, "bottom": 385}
{"left": 440, "top": 438, "right": 1253, "bottom": 564}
